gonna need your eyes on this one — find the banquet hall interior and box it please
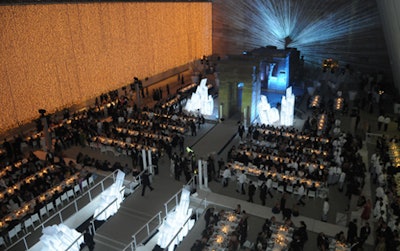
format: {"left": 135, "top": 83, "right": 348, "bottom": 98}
{"left": 1, "top": 0, "right": 400, "bottom": 251}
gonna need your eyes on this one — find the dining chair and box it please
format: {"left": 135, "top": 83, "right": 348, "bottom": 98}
{"left": 0, "top": 235, "right": 6, "bottom": 247}
{"left": 46, "top": 202, "right": 55, "bottom": 214}
{"left": 308, "top": 190, "right": 316, "bottom": 199}
{"left": 81, "top": 180, "right": 89, "bottom": 191}
{"left": 8, "top": 227, "right": 17, "bottom": 243}
{"left": 14, "top": 223, "right": 22, "bottom": 238}
{"left": 74, "top": 184, "right": 81, "bottom": 196}
{"left": 61, "top": 192, "right": 69, "bottom": 204}
{"left": 39, "top": 206, "right": 48, "bottom": 220}
{"left": 286, "top": 185, "right": 294, "bottom": 194}
{"left": 55, "top": 197, "right": 62, "bottom": 209}
{"left": 67, "top": 189, "right": 75, "bottom": 200}
{"left": 24, "top": 218, "right": 33, "bottom": 233}
{"left": 88, "top": 176, "right": 94, "bottom": 186}
{"left": 31, "top": 213, "right": 41, "bottom": 226}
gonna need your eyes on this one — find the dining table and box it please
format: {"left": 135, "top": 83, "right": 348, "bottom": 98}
{"left": 266, "top": 224, "right": 294, "bottom": 251}
{"left": 206, "top": 211, "right": 242, "bottom": 251}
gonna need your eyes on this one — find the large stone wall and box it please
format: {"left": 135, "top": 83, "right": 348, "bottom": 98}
{"left": 212, "top": 0, "right": 391, "bottom": 76}
{"left": 0, "top": 2, "right": 212, "bottom": 133}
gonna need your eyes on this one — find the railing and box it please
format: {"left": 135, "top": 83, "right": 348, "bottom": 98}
{"left": 5, "top": 169, "right": 119, "bottom": 251}
{"left": 66, "top": 181, "right": 129, "bottom": 250}
{"left": 36, "top": 169, "right": 119, "bottom": 231}
{"left": 122, "top": 211, "right": 163, "bottom": 251}
{"left": 163, "top": 175, "right": 197, "bottom": 216}
{"left": 164, "top": 195, "right": 208, "bottom": 251}
{"left": 5, "top": 232, "right": 31, "bottom": 251}
{"left": 65, "top": 232, "right": 85, "bottom": 251}
{"left": 122, "top": 174, "right": 198, "bottom": 251}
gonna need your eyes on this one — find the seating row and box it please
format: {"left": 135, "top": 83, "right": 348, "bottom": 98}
{"left": 2, "top": 176, "right": 95, "bottom": 246}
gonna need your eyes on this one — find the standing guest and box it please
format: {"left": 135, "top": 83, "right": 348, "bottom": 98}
{"left": 289, "top": 234, "right": 303, "bottom": 251}
{"left": 272, "top": 202, "right": 281, "bottom": 214}
{"left": 217, "top": 158, "right": 225, "bottom": 176}
{"left": 317, "top": 232, "right": 329, "bottom": 251}
{"left": 204, "top": 207, "right": 215, "bottom": 227}
{"left": 359, "top": 222, "right": 371, "bottom": 247}
{"left": 296, "top": 183, "right": 306, "bottom": 206}
{"left": 383, "top": 116, "right": 391, "bottom": 132}
{"left": 83, "top": 228, "right": 95, "bottom": 251}
{"left": 397, "top": 114, "right": 400, "bottom": 131}
{"left": 238, "top": 123, "right": 245, "bottom": 140}
{"left": 266, "top": 175, "right": 274, "bottom": 199}
{"left": 338, "top": 171, "right": 346, "bottom": 192}
{"left": 322, "top": 198, "right": 329, "bottom": 222}
{"left": 377, "top": 114, "right": 384, "bottom": 131}
{"left": 280, "top": 193, "right": 287, "bottom": 217}
{"left": 141, "top": 169, "right": 154, "bottom": 196}
{"left": 259, "top": 181, "right": 267, "bottom": 206}
{"left": 237, "top": 170, "right": 246, "bottom": 195}
{"left": 222, "top": 167, "right": 231, "bottom": 187}
{"left": 247, "top": 181, "right": 256, "bottom": 203}
{"left": 361, "top": 199, "right": 372, "bottom": 224}
{"left": 297, "top": 221, "right": 308, "bottom": 248}
{"left": 234, "top": 204, "right": 242, "bottom": 214}
{"left": 347, "top": 219, "right": 358, "bottom": 244}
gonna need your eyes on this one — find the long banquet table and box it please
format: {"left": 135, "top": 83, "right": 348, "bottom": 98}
{"left": 206, "top": 211, "right": 242, "bottom": 251}
{"left": 228, "top": 162, "right": 325, "bottom": 191}
{"left": 266, "top": 224, "right": 294, "bottom": 251}
{"left": 0, "top": 172, "right": 80, "bottom": 232}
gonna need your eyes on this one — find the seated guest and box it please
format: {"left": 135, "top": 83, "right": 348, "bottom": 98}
{"left": 272, "top": 202, "right": 281, "bottom": 214}
{"left": 204, "top": 207, "right": 215, "bottom": 227}
{"left": 132, "top": 166, "right": 141, "bottom": 176}
{"left": 317, "top": 232, "right": 329, "bottom": 251}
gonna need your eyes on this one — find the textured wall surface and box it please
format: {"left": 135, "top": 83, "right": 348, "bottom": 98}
{"left": 0, "top": 2, "right": 212, "bottom": 133}
{"left": 212, "top": 0, "right": 390, "bottom": 75}
{"left": 377, "top": 0, "right": 400, "bottom": 95}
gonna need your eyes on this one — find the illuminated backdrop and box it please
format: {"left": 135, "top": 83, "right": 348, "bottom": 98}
{"left": 0, "top": 2, "right": 212, "bottom": 133}
{"left": 212, "top": 0, "right": 390, "bottom": 73}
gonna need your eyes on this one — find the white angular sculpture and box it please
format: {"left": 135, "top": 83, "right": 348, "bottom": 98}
{"left": 185, "top": 78, "right": 214, "bottom": 115}
{"left": 280, "top": 86, "right": 295, "bottom": 126}
{"left": 39, "top": 224, "right": 84, "bottom": 251}
{"left": 258, "top": 95, "right": 280, "bottom": 125}
{"left": 93, "top": 170, "right": 125, "bottom": 221}
{"left": 157, "top": 188, "right": 194, "bottom": 251}
{"left": 257, "top": 87, "right": 295, "bottom": 126}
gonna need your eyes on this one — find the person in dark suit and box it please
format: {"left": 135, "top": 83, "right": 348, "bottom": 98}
{"left": 347, "top": 219, "right": 358, "bottom": 244}
{"left": 141, "top": 169, "right": 154, "bottom": 196}
{"left": 247, "top": 181, "right": 256, "bottom": 203}
{"left": 83, "top": 228, "right": 95, "bottom": 251}
{"left": 359, "top": 222, "right": 371, "bottom": 246}
{"left": 259, "top": 182, "right": 267, "bottom": 205}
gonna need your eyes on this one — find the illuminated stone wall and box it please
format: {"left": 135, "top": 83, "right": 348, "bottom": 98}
{"left": 0, "top": 2, "right": 212, "bottom": 133}
{"left": 377, "top": 0, "right": 400, "bottom": 95}
{"left": 212, "top": 0, "right": 390, "bottom": 74}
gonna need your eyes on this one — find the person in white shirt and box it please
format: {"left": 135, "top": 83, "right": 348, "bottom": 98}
{"left": 266, "top": 175, "right": 274, "bottom": 198}
{"left": 338, "top": 172, "right": 346, "bottom": 192}
{"left": 222, "top": 167, "right": 231, "bottom": 187}
{"left": 383, "top": 116, "right": 390, "bottom": 131}
{"left": 322, "top": 198, "right": 329, "bottom": 222}
{"left": 374, "top": 163, "right": 383, "bottom": 184}
{"left": 377, "top": 115, "right": 385, "bottom": 131}
{"left": 375, "top": 186, "right": 385, "bottom": 199}
{"left": 297, "top": 183, "right": 306, "bottom": 206}
{"left": 237, "top": 170, "right": 247, "bottom": 195}
{"left": 377, "top": 172, "right": 386, "bottom": 187}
